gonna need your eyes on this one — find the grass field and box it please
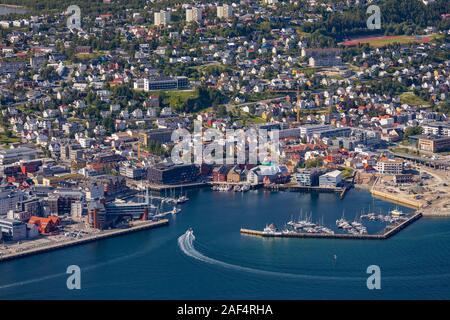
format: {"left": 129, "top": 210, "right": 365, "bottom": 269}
{"left": 75, "top": 51, "right": 105, "bottom": 60}
{"left": 158, "top": 89, "right": 198, "bottom": 110}
{"left": 192, "top": 62, "right": 232, "bottom": 74}
{"left": 400, "top": 92, "right": 430, "bottom": 107}
{"left": 0, "top": 133, "right": 20, "bottom": 145}
{"left": 342, "top": 34, "right": 442, "bottom": 48}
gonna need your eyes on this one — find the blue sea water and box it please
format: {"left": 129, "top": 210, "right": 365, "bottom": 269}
{"left": 1, "top": 189, "right": 450, "bottom": 299}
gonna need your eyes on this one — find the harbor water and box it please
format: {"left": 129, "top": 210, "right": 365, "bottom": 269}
{"left": 1, "top": 189, "right": 450, "bottom": 299}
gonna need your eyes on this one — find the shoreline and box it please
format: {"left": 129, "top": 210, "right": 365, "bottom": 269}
{"left": 370, "top": 188, "right": 422, "bottom": 209}
{"left": 0, "top": 219, "right": 169, "bottom": 262}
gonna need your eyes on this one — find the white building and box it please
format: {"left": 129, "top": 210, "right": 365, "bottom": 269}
{"left": 319, "top": 170, "right": 343, "bottom": 187}
{"left": 217, "top": 4, "right": 233, "bottom": 19}
{"left": 134, "top": 78, "right": 149, "bottom": 92}
{"left": 154, "top": 10, "right": 171, "bottom": 26}
{"left": 376, "top": 159, "right": 404, "bottom": 175}
{"left": 186, "top": 7, "right": 202, "bottom": 23}
{"left": 299, "top": 124, "right": 331, "bottom": 137}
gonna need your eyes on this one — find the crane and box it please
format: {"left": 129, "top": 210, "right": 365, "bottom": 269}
{"left": 268, "top": 89, "right": 305, "bottom": 123}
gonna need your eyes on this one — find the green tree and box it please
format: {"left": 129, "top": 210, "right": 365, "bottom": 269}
{"left": 404, "top": 126, "right": 423, "bottom": 139}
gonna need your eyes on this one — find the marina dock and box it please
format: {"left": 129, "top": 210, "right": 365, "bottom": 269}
{"left": 0, "top": 219, "right": 169, "bottom": 262}
{"left": 240, "top": 212, "right": 422, "bottom": 240}
{"left": 265, "top": 184, "right": 348, "bottom": 195}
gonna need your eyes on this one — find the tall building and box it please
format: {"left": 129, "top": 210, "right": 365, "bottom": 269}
{"left": 186, "top": 7, "right": 202, "bottom": 23}
{"left": 0, "top": 188, "right": 24, "bottom": 216}
{"left": 217, "top": 4, "right": 233, "bottom": 19}
{"left": 154, "top": 10, "right": 171, "bottom": 26}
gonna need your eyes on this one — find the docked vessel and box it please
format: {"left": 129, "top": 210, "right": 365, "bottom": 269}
{"left": 263, "top": 223, "right": 281, "bottom": 235}
{"left": 176, "top": 195, "right": 189, "bottom": 204}
{"left": 390, "top": 209, "right": 405, "bottom": 217}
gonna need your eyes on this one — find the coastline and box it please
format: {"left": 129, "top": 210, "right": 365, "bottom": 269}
{"left": 0, "top": 219, "right": 169, "bottom": 262}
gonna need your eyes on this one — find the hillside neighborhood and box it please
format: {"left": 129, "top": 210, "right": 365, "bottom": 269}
{"left": 0, "top": 0, "right": 449, "bottom": 244}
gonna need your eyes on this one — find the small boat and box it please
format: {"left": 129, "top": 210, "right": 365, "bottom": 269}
{"left": 171, "top": 206, "right": 181, "bottom": 214}
{"left": 390, "top": 209, "right": 405, "bottom": 217}
{"left": 351, "top": 221, "right": 363, "bottom": 228}
{"left": 263, "top": 223, "right": 281, "bottom": 235}
{"left": 282, "top": 229, "right": 297, "bottom": 235}
{"left": 176, "top": 195, "right": 189, "bottom": 204}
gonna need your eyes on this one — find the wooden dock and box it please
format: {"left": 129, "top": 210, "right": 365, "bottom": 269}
{"left": 240, "top": 212, "right": 422, "bottom": 240}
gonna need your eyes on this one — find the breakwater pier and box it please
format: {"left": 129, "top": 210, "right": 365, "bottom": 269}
{"left": 0, "top": 219, "right": 169, "bottom": 262}
{"left": 240, "top": 212, "right": 422, "bottom": 240}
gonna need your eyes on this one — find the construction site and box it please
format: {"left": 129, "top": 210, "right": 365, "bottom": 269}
{"left": 363, "top": 163, "right": 450, "bottom": 216}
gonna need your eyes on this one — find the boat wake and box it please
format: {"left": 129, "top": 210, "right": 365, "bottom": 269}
{"left": 178, "top": 230, "right": 450, "bottom": 282}
{"left": 178, "top": 230, "right": 363, "bottom": 282}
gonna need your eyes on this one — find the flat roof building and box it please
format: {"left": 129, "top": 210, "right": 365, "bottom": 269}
{"left": 319, "top": 170, "right": 343, "bottom": 187}
{"left": 0, "top": 147, "right": 38, "bottom": 165}
{"left": 418, "top": 135, "right": 450, "bottom": 153}
{"left": 376, "top": 158, "right": 404, "bottom": 175}
{"left": 148, "top": 163, "right": 199, "bottom": 185}
{"left": 0, "top": 218, "right": 27, "bottom": 241}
